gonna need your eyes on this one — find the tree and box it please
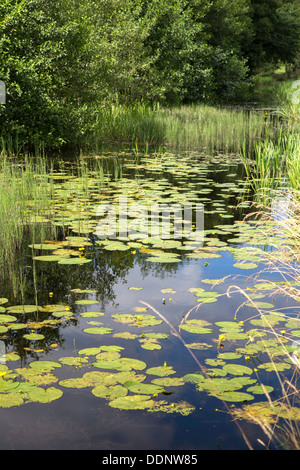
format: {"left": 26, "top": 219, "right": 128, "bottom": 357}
{"left": 244, "top": 0, "right": 300, "bottom": 71}
{"left": 180, "top": 0, "right": 253, "bottom": 103}
{"left": 0, "top": 0, "right": 91, "bottom": 150}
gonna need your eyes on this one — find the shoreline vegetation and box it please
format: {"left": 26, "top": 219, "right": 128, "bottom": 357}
{"left": 0, "top": 0, "right": 300, "bottom": 451}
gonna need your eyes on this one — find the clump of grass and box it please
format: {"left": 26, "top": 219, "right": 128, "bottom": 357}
{"left": 228, "top": 190, "right": 300, "bottom": 449}
{"left": 0, "top": 153, "right": 55, "bottom": 278}
{"left": 274, "top": 81, "right": 300, "bottom": 132}
{"left": 91, "top": 102, "right": 275, "bottom": 155}
{"left": 92, "top": 102, "right": 166, "bottom": 147}
{"left": 158, "top": 104, "right": 273, "bottom": 154}
{"left": 241, "top": 131, "right": 300, "bottom": 203}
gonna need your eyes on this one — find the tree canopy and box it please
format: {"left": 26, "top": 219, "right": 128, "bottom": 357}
{"left": 0, "top": 0, "right": 299, "bottom": 150}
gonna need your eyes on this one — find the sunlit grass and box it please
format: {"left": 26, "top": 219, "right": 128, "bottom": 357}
{"left": 92, "top": 102, "right": 275, "bottom": 155}
{"left": 229, "top": 190, "right": 300, "bottom": 449}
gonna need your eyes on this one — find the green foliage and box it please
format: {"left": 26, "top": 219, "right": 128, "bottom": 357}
{"left": 0, "top": 0, "right": 299, "bottom": 150}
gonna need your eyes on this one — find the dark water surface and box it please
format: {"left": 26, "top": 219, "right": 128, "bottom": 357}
{"left": 0, "top": 148, "right": 296, "bottom": 450}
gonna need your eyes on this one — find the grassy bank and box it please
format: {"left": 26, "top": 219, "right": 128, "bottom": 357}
{"left": 88, "top": 102, "right": 277, "bottom": 155}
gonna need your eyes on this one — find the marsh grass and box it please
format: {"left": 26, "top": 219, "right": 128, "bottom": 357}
{"left": 0, "top": 153, "right": 55, "bottom": 288}
{"left": 241, "top": 131, "right": 300, "bottom": 204}
{"left": 229, "top": 191, "right": 300, "bottom": 449}
{"left": 92, "top": 103, "right": 275, "bottom": 155}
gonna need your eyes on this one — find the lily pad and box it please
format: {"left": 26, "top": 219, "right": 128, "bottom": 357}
{"left": 0, "top": 392, "right": 24, "bottom": 408}
{"left": 233, "top": 262, "right": 258, "bottom": 270}
{"left": 83, "top": 327, "right": 113, "bottom": 335}
{"left": 109, "top": 394, "right": 155, "bottom": 410}
{"left": 26, "top": 386, "right": 63, "bottom": 403}
{"left": 7, "top": 305, "right": 42, "bottom": 314}
{"left": 75, "top": 299, "right": 99, "bottom": 305}
{"left": 222, "top": 364, "right": 253, "bottom": 375}
{"left": 216, "top": 391, "right": 254, "bottom": 402}
{"left": 92, "top": 384, "right": 128, "bottom": 399}
{"left": 124, "top": 381, "right": 165, "bottom": 395}
{"left": 29, "top": 361, "right": 62, "bottom": 371}
{"left": 58, "top": 257, "right": 92, "bottom": 265}
{"left": 146, "top": 365, "right": 176, "bottom": 377}
{"left": 23, "top": 333, "right": 45, "bottom": 341}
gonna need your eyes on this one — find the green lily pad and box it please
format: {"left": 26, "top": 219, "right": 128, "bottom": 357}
{"left": 0, "top": 314, "right": 17, "bottom": 323}
{"left": 58, "top": 257, "right": 92, "bottom": 265}
{"left": 29, "top": 361, "right": 62, "bottom": 371}
{"left": 247, "top": 385, "right": 274, "bottom": 394}
{"left": 233, "top": 262, "right": 258, "bottom": 270}
{"left": 83, "top": 327, "right": 113, "bottom": 335}
{"left": 78, "top": 347, "right": 102, "bottom": 356}
{"left": 109, "top": 394, "right": 155, "bottom": 410}
{"left": 7, "top": 305, "right": 42, "bottom": 314}
{"left": 80, "top": 312, "right": 105, "bottom": 318}
{"left": 75, "top": 299, "right": 99, "bottom": 305}
{"left": 58, "top": 356, "right": 89, "bottom": 366}
{"left": 124, "top": 381, "right": 165, "bottom": 395}
{"left": 0, "top": 392, "right": 24, "bottom": 408}
{"left": 33, "top": 255, "right": 65, "bottom": 262}
{"left": 180, "top": 319, "right": 213, "bottom": 334}
{"left": 29, "top": 243, "right": 63, "bottom": 250}
{"left": 146, "top": 365, "right": 176, "bottom": 377}
{"left": 92, "top": 384, "right": 128, "bottom": 399}
{"left": 222, "top": 364, "right": 253, "bottom": 375}
{"left": 216, "top": 391, "right": 254, "bottom": 402}
{"left": 23, "top": 333, "right": 45, "bottom": 341}
{"left": 26, "top": 386, "right": 63, "bottom": 403}
{"left": 111, "top": 313, "right": 162, "bottom": 327}
{"left": 245, "top": 301, "right": 274, "bottom": 309}
{"left": 258, "top": 362, "right": 291, "bottom": 372}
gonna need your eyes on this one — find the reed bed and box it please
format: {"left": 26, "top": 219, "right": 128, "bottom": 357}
{"left": 0, "top": 154, "right": 54, "bottom": 275}
{"left": 92, "top": 102, "right": 274, "bottom": 155}
{"left": 228, "top": 190, "right": 300, "bottom": 449}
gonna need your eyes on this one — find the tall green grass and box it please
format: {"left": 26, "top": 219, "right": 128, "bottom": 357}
{"left": 0, "top": 154, "right": 55, "bottom": 279}
{"left": 91, "top": 102, "right": 275, "bottom": 155}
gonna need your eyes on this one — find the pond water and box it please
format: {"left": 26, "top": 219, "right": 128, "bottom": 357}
{"left": 0, "top": 147, "right": 299, "bottom": 450}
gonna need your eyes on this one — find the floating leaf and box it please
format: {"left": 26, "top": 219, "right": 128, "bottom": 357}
{"left": 0, "top": 392, "right": 24, "bottom": 408}
{"left": 216, "top": 391, "right": 254, "bottom": 402}
{"left": 29, "top": 361, "right": 62, "bottom": 371}
{"left": 146, "top": 365, "right": 176, "bottom": 377}
{"left": 233, "top": 262, "right": 257, "bottom": 270}
{"left": 80, "top": 312, "right": 105, "bottom": 318}
{"left": 247, "top": 385, "right": 274, "bottom": 394}
{"left": 92, "top": 384, "right": 128, "bottom": 399}
{"left": 75, "top": 299, "right": 99, "bottom": 305}
{"left": 58, "top": 356, "right": 88, "bottom": 366}
{"left": 33, "top": 255, "right": 65, "bottom": 262}
{"left": 58, "top": 258, "right": 92, "bottom": 265}
{"left": 23, "top": 333, "right": 45, "bottom": 341}
{"left": 83, "top": 327, "right": 113, "bottom": 335}
{"left": 78, "top": 347, "right": 102, "bottom": 356}
{"left": 26, "top": 386, "right": 63, "bottom": 403}
{"left": 0, "top": 314, "right": 17, "bottom": 323}
{"left": 180, "top": 319, "right": 213, "bottom": 334}
{"left": 7, "top": 305, "right": 42, "bottom": 314}
{"left": 222, "top": 364, "right": 253, "bottom": 375}
{"left": 109, "top": 394, "right": 155, "bottom": 410}
{"left": 258, "top": 362, "right": 291, "bottom": 372}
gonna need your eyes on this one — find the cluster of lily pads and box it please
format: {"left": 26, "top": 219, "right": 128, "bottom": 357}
{"left": 1, "top": 150, "right": 300, "bottom": 422}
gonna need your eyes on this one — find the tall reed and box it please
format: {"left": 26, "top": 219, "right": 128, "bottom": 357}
{"left": 92, "top": 102, "right": 274, "bottom": 155}
{"left": 0, "top": 153, "right": 54, "bottom": 277}
{"left": 229, "top": 190, "right": 300, "bottom": 449}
